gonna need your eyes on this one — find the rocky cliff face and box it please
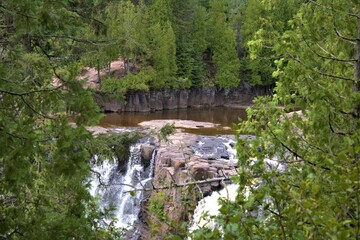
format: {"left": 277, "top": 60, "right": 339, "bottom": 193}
{"left": 98, "top": 86, "right": 270, "bottom": 112}
{"left": 136, "top": 132, "right": 239, "bottom": 239}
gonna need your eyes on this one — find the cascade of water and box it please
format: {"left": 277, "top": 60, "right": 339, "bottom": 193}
{"left": 188, "top": 135, "right": 239, "bottom": 233}
{"left": 148, "top": 149, "right": 157, "bottom": 179}
{"left": 89, "top": 141, "right": 157, "bottom": 234}
{"left": 114, "top": 144, "right": 143, "bottom": 229}
{"left": 188, "top": 184, "right": 239, "bottom": 232}
{"left": 218, "top": 136, "right": 237, "bottom": 164}
{"left": 189, "top": 137, "right": 286, "bottom": 234}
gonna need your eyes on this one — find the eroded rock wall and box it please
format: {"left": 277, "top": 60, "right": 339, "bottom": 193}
{"left": 99, "top": 86, "right": 270, "bottom": 112}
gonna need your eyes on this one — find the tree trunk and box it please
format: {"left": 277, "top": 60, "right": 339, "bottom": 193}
{"left": 235, "top": 0, "right": 244, "bottom": 58}
{"left": 108, "top": 62, "right": 111, "bottom": 77}
{"left": 97, "top": 59, "right": 101, "bottom": 86}
{"left": 354, "top": 6, "right": 360, "bottom": 116}
{"left": 124, "top": 58, "right": 129, "bottom": 75}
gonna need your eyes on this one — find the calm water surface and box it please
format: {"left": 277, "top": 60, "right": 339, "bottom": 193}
{"left": 99, "top": 107, "right": 247, "bottom": 135}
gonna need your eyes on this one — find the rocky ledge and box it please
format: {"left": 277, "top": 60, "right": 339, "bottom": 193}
{"left": 137, "top": 129, "right": 239, "bottom": 239}
{"left": 97, "top": 86, "right": 270, "bottom": 112}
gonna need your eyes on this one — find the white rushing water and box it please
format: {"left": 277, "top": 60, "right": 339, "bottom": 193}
{"left": 188, "top": 184, "right": 239, "bottom": 232}
{"left": 90, "top": 142, "right": 156, "bottom": 232}
{"left": 189, "top": 143, "right": 286, "bottom": 235}
{"left": 89, "top": 134, "right": 249, "bottom": 238}
{"left": 218, "top": 136, "right": 237, "bottom": 164}
{"left": 189, "top": 136, "right": 239, "bottom": 233}
{"left": 191, "top": 135, "right": 237, "bottom": 163}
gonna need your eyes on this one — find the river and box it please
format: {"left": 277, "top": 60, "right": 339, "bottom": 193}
{"left": 98, "top": 107, "right": 247, "bottom": 135}
{"left": 92, "top": 107, "right": 247, "bottom": 238}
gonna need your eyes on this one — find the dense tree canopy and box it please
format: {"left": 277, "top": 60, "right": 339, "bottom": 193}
{"left": 192, "top": 1, "right": 360, "bottom": 239}
{"left": 3, "top": 0, "right": 359, "bottom": 239}
{"left": 0, "top": 1, "right": 121, "bottom": 238}
{"left": 86, "top": 0, "right": 244, "bottom": 92}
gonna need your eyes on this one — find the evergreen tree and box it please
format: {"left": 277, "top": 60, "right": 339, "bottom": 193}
{"left": 0, "top": 1, "right": 121, "bottom": 238}
{"left": 191, "top": 1, "right": 209, "bottom": 88}
{"left": 241, "top": 0, "right": 301, "bottom": 86}
{"left": 106, "top": 0, "right": 144, "bottom": 73}
{"left": 173, "top": 0, "right": 196, "bottom": 86}
{"left": 146, "top": 0, "right": 178, "bottom": 89}
{"left": 174, "top": 0, "right": 207, "bottom": 88}
{"left": 148, "top": 21, "right": 177, "bottom": 89}
{"left": 207, "top": 0, "right": 240, "bottom": 88}
{"left": 78, "top": 0, "right": 114, "bottom": 85}
{"left": 148, "top": 0, "right": 174, "bottom": 25}
{"left": 192, "top": 1, "right": 360, "bottom": 238}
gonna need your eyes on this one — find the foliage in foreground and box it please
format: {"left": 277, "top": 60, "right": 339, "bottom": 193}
{"left": 191, "top": 1, "right": 360, "bottom": 239}
{"left": 0, "top": 1, "right": 124, "bottom": 239}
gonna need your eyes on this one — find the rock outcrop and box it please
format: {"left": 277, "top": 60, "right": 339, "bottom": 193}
{"left": 138, "top": 132, "right": 238, "bottom": 239}
{"left": 98, "top": 86, "right": 270, "bottom": 112}
{"left": 140, "top": 144, "right": 156, "bottom": 168}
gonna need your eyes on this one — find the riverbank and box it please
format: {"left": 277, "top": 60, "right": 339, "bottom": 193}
{"left": 97, "top": 107, "right": 247, "bottom": 136}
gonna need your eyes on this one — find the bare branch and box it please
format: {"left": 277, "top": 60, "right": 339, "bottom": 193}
{"left": 306, "top": 74, "right": 346, "bottom": 99}
{"left": 334, "top": 27, "right": 357, "bottom": 44}
{"left": 124, "top": 176, "right": 233, "bottom": 193}
{"left": 41, "top": 34, "right": 113, "bottom": 46}
{"left": 301, "top": 35, "right": 355, "bottom": 64}
{"left": 287, "top": 53, "right": 355, "bottom": 82}
{"left": 266, "top": 123, "right": 331, "bottom": 171}
{"left": 90, "top": 168, "right": 139, "bottom": 190}
{"left": 0, "top": 125, "right": 27, "bottom": 140}
{"left": 266, "top": 123, "right": 303, "bottom": 160}
{"left": 308, "top": 0, "right": 359, "bottom": 19}
{"left": 296, "top": 131, "right": 328, "bottom": 154}
{"left": 340, "top": 110, "right": 358, "bottom": 118}
{"left": 0, "top": 86, "right": 61, "bottom": 97}
{"left": 328, "top": 113, "right": 353, "bottom": 136}
{"left": 90, "top": 169, "right": 108, "bottom": 187}
{"left": 0, "top": 4, "right": 38, "bottom": 20}
{"left": 20, "top": 95, "right": 55, "bottom": 120}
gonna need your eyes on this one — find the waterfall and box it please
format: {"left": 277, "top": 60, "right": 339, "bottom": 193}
{"left": 189, "top": 139, "right": 285, "bottom": 235}
{"left": 89, "top": 132, "right": 240, "bottom": 238}
{"left": 218, "top": 135, "right": 237, "bottom": 164}
{"left": 188, "top": 135, "right": 239, "bottom": 233}
{"left": 89, "top": 141, "right": 156, "bottom": 236}
{"left": 188, "top": 184, "right": 239, "bottom": 232}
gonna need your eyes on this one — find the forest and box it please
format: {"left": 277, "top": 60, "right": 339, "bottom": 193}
{"left": 1, "top": 0, "right": 360, "bottom": 239}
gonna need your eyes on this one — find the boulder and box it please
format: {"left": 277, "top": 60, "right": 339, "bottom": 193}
{"left": 141, "top": 144, "right": 155, "bottom": 168}
{"left": 171, "top": 158, "right": 186, "bottom": 170}
{"left": 141, "top": 144, "right": 155, "bottom": 161}
{"left": 191, "top": 136, "right": 230, "bottom": 160}
{"left": 190, "top": 163, "right": 214, "bottom": 180}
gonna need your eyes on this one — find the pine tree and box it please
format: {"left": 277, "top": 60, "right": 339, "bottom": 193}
{"left": 175, "top": 0, "right": 207, "bottom": 88}
{"left": 106, "top": 0, "right": 144, "bottom": 73}
{"left": 146, "top": 0, "right": 178, "bottom": 89}
{"left": 207, "top": 0, "right": 240, "bottom": 88}
{"left": 146, "top": 21, "right": 177, "bottom": 89}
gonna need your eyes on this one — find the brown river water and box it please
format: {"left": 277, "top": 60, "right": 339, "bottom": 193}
{"left": 99, "top": 107, "right": 248, "bottom": 135}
